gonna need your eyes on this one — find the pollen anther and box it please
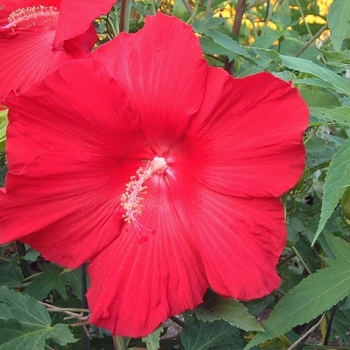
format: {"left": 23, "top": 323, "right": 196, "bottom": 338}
{"left": 120, "top": 157, "right": 167, "bottom": 243}
{"left": 7, "top": 5, "right": 59, "bottom": 29}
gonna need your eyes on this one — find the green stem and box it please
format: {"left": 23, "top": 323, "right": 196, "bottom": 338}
{"left": 180, "top": 0, "right": 193, "bottom": 14}
{"left": 22, "top": 272, "right": 42, "bottom": 283}
{"left": 205, "top": 0, "right": 212, "bottom": 18}
{"left": 186, "top": 0, "right": 200, "bottom": 24}
{"left": 119, "top": 0, "right": 132, "bottom": 33}
{"left": 113, "top": 336, "right": 126, "bottom": 350}
{"left": 295, "top": 23, "right": 328, "bottom": 57}
{"left": 295, "top": 0, "right": 313, "bottom": 37}
{"left": 150, "top": 0, "right": 156, "bottom": 15}
{"left": 291, "top": 246, "right": 312, "bottom": 275}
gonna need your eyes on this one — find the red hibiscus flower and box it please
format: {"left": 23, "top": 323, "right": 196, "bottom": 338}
{"left": 0, "top": 0, "right": 116, "bottom": 99}
{"left": 0, "top": 13, "right": 308, "bottom": 337}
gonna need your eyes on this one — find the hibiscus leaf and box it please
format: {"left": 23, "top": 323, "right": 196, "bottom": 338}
{"left": 0, "top": 259, "right": 23, "bottom": 286}
{"left": 142, "top": 325, "right": 163, "bottom": 350}
{"left": 244, "top": 233, "right": 350, "bottom": 350}
{"left": 181, "top": 316, "right": 239, "bottom": 350}
{"left": 0, "top": 285, "right": 51, "bottom": 326}
{"left": 195, "top": 27, "right": 252, "bottom": 60}
{"left": 327, "top": 0, "right": 350, "bottom": 51}
{"left": 51, "top": 323, "right": 77, "bottom": 346}
{"left": 280, "top": 55, "right": 350, "bottom": 95}
{"left": 61, "top": 267, "right": 83, "bottom": 300}
{"left": 194, "top": 292, "right": 263, "bottom": 332}
{"left": 311, "top": 106, "right": 350, "bottom": 127}
{"left": 24, "top": 262, "right": 68, "bottom": 300}
{"left": 0, "top": 318, "right": 49, "bottom": 350}
{"left": 0, "top": 286, "right": 76, "bottom": 348}
{"left": 314, "top": 137, "right": 350, "bottom": 243}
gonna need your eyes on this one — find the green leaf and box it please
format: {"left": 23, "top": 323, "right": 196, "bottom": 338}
{"left": 0, "top": 285, "right": 51, "bottom": 327}
{"left": 245, "top": 234, "right": 350, "bottom": 349}
{"left": 62, "top": 267, "right": 83, "bottom": 300}
{"left": 0, "top": 259, "right": 23, "bottom": 286}
{"left": 280, "top": 55, "right": 350, "bottom": 95}
{"left": 314, "top": 137, "right": 350, "bottom": 243}
{"left": 142, "top": 326, "right": 163, "bottom": 350}
{"left": 24, "top": 262, "right": 67, "bottom": 300}
{"left": 0, "top": 319, "right": 49, "bottom": 350}
{"left": 195, "top": 292, "right": 263, "bottom": 332}
{"left": 0, "top": 286, "right": 76, "bottom": 348}
{"left": 311, "top": 106, "right": 350, "bottom": 127}
{"left": 251, "top": 27, "right": 281, "bottom": 49}
{"left": 181, "top": 316, "right": 237, "bottom": 350}
{"left": 300, "top": 88, "right": 341, "bottom": 108}
{"left": 51, "top": 323, "right": 77, "bottom": 346}
{"left": 0, "top": 107, "right": 8, "bottom": 153}
{"left": 199, "top": 28, "right": 252, "bottom": 60}
{"left": 328, "top": 0, "right": 350, "bottom": 51}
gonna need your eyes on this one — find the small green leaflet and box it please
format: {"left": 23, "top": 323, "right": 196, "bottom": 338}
{"left": 142, "top": 325, "right": 163, "bottom": 350}
{"left": 314, "top": 137, "right": 350, "bottom": 243}
{"left": 327, "top": 0, "right": 350, "bottom": 51}
{"left": 194, "top": 292, "right": 263, "bottom": 332}
{"left": 0, "top": 286, "right": 76, "bottom": 349}
{"left": 245, "top": 233, "right": 350, "bottom": 349}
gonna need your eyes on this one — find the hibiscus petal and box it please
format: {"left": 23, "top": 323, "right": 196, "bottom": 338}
{"left": 0, "top": 26, "right": 96, "bottom": 99}
{"left": 173, "top": 68, "right": 308, "bottom": 198}
{"left": 169, "top": 171, "right": 286, "bottom": 300}
{"left": 87, "top": 177, "right": 209, "bottom": 337}
{"left": 54, "top": 0, "right": 116, "bottom": 46}
{"left": 90, "top": 13, "right": 208, "bottom": 153}
{"left": 1, "top": 59, "right": 152, "bottom": 267}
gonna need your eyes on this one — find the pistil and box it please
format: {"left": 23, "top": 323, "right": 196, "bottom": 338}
{"left": 121, "top": 157, "right": 167, "bottom": 243}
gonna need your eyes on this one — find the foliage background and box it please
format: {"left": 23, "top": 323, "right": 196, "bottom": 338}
{"left": 2, "top": 0, "right": 350, "bottom": 349}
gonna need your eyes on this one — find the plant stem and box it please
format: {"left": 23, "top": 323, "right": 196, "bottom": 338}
{"left": 205, "top": 0, "right": 212, "bottom": 18}
{"left": 287, "top": 314, "right": 325, "bottom": 350}
{"left": 181, "top": 0, "right": 193, "bottom": 14}
{"left": 291, "top": 246, "right": 312, "bottom": 275}
{"left": 295, "top": 0, "right": 313, "bottom": 37}
{"left": 295, "top": 23, "right": 328, "bottom": 57}
{"left": 226, "top": 0, "right": 246, "bottom": 75}
{"left": 119, "top": 0, "right": 132, "bottom": 33}
{"left": 113, "top": 336, "right": 126, "bottom": 350}
{"left": 232, "top": 0, "right": 247, "bottom": 36}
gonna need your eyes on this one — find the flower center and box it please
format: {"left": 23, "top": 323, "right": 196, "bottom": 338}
{"left": 121, "top": 157, "right": 167, "bottom": 243}
{"left": 7, "top": 6, "right": 59, "bottom": 29}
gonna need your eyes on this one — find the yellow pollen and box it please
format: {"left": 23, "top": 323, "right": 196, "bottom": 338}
{"left": 120, "top": 157, "right": 167, "bottom": 243}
